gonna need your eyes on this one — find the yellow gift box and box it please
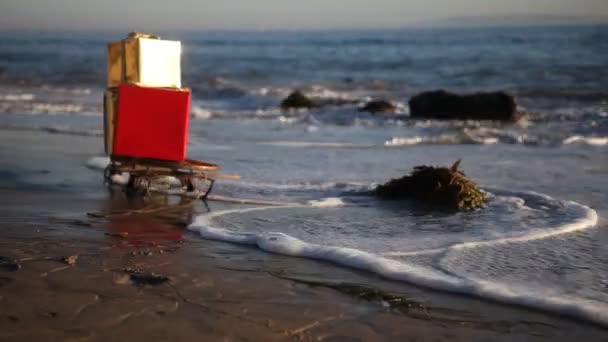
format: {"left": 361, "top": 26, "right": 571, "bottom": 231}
{"left": 107, "top": 32, "right": 182, "bottom": 88}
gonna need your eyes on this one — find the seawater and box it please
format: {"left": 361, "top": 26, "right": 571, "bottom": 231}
{"left": 185, "top": 190, "right": 605, "bottom": 326}
{"left": 1, "top": 25, "right": 608, "bottom": 326}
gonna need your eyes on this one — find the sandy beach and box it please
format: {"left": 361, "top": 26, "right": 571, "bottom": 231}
{"left": 0, "top": 129, "right": 606, "bottom": 341}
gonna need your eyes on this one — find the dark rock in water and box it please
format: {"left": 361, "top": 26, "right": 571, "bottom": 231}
{"left": 375, "top": 160, "right": 486, "bottom": 211}
{"left": 360, "top": 100, "right": 397, "bottom": 114}
{"left": 280, "top": 91, "right": 317, "bottom": 109}
{"left": 0, "top": 256, "right": 21, "bottom": 272}
{"left": 409, "top": 90, "right": 518, "bottom": 121}
{"left": 281, "top": 90, "right": 360, "bottom": 109}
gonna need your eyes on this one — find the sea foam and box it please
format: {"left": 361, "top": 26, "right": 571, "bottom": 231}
{"left": 307, "top": 197, "right": 346, "bottom": 207}
{"left": 85, "top": 156, "right": 110, "bottom": 170}
{"left": 187, "top": 191, "right": 605, "bottom": 327}
{"left": 258, "top": 141, "right": 372, "bottom": 148}
{"left": 563, "top": 136, "right": 608, "bottom": 146}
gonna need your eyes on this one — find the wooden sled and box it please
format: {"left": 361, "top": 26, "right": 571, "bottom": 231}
{"left": 104, "top": 155, "right": 239, "bottom": 200}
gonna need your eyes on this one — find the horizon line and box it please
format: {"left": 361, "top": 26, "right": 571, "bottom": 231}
{"left": 0, "top": 16, "right": 606, "bottom": 35}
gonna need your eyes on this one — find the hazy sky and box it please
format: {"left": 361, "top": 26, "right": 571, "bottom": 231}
{"left": 1, "top": 0, "right": 607, "bottom": 31}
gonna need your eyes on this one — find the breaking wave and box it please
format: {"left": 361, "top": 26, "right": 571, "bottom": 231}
{"left": 563, "top": 135, "right": 608, "bottom": 146}
{"left": 257, "top": 141, "right": 373, "bottom": 148}
{"left": 385, "top": 135, "right": 498, "bottom": 146}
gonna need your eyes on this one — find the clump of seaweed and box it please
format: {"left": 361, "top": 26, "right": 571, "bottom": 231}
{"left": 375, "top": 160, "right": 486, "bottom": 211}
{"left": 325, "top": 283, "right": 426, "bottom": 313}
{"left": 273, "top": 274, "right": 426, "bottom": 314}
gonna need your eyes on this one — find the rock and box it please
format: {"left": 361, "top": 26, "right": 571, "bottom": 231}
{"left": 409, "top": 90, "right": 518, "bottom": 121}
{"left": 280, "top": 90, "right": 363, "bottom": 110}
{"left": 375, "top": 160, "right": 486, "bottom": 211}
{"left": 0, "top": 256, "right": 21, "bottom": 272}
{"left": 359, "top": 100, "right": 397, "bottom": 114}
{"left": 280, "top": 91, "right": 317, "bottom": 109}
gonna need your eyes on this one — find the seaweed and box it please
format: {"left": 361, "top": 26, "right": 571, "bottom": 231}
{"left": 274, "top": 274, "right": 426, "bottom": 314}
{"left": 375, "top": 160, "right": 486, "bottom": 211}
{"left": 324, "top": 283, "right": 426, "bottom": 313}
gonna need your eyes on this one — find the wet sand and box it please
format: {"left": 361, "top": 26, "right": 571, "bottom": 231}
{"left": 0, "top": 190, "right": 606, "bottom": 341}
{"left": 0, "top": 130, "right": 607, "bottom": 341}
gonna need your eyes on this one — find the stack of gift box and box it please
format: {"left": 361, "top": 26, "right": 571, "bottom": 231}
{"left": 104, "top": 32, "right": 191, "bottom": 162}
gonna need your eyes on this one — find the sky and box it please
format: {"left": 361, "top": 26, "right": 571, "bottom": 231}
{"left": 1, "top": 0, "right": 607, "bottom": 31}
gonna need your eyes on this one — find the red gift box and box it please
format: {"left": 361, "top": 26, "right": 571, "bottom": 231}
{"left": 113, "top": 83, "right": 191, "bottom": 161}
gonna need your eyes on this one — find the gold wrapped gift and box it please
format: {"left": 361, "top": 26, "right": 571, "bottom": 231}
{"left": 107, "top": 32, "right": 182, "bottom": 88}
{"left": 103, "top": 88, "right": 118, "bottom": 155}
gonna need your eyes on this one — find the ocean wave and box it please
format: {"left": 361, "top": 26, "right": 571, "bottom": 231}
{"left": 385, "top": 125, "right": 543, "bottom": 146}
{"left": 563, "top": 135, "right": 608, "bottom": 146}
{"left": 516, "top": 89, "right": 608, "bottom": 102}
{"left": 385, "top": 135, "right": 498, "bottom": 146}
{"left": 0, "top": 84, "right": 100, "bottom": 116}
{"left": 39, "top": 85, "right": 93, "bottom": 95}
{"left": 306, "top": 85, "right": 365, "bottom": 102}
{"left": 249, "top": 85, "right": 292, "bottom": 98}
{"left": 191, "top": 105, "right": 213, "bottom": 120}
{"left": 307, "top": 197, "right": 346, "bottom": 207}
{"left": 0, "top": 125, "right": 103, "bottom": 137}
{"left": 0, "top": 100, "right": 97, "bottom": 116}
{"left": 0, "top": 93, "right": 35, "bottom": 101}
{"left": 187, "top": 191, "right": 605, "bottom": 327}
{"left": 257, "top": 141, "right": 373, "bottom": 149}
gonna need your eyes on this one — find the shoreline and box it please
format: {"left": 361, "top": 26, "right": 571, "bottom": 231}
{"left": 0, "top": 129, "right": 606, "bottom": 340}
{"left": 0, "top": 186, "right": 606, "bottom": 341}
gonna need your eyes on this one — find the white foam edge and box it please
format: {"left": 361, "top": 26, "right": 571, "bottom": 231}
{"left": 442, "top": 190, "right": 597, "bottom": 252}
{"left": 307, "top": 197, "right": 346, "bottom": 207}
{"left": 257, "top": 141, "right": 373, "bottom": 148}
{"left": 563, "top": 135, "right": 608, "bottom": 146}
{"left": 384, "top": 135, "right": 499, "bottom": 147}
{"left": 187, "top": 191, "right": 606, "bottom": 327}
{"left": 85, "top": 156, "right": 110, "bottom": 170}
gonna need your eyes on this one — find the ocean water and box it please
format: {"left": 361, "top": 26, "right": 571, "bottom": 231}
{"left": 1, "top": 25, "right": 608, "bottom": 327}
